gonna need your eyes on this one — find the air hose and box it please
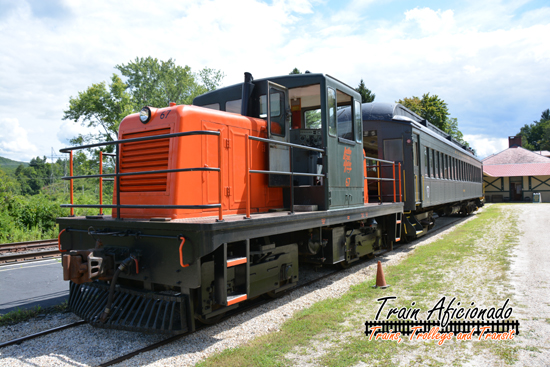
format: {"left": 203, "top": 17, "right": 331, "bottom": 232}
{"left": 99, "top": 255, "right": 135, "bottom": 323}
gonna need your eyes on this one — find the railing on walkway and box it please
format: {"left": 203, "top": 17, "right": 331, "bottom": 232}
{"left": 364, "top": 156, "right": 402, "bottom": 203}
{"left": 61, "top": 130, "right": 225, "bottom": 221}
{"left": 61, "top": 131, "right": 400, "bottom": 222}
{"left": 244, "top": 135, "right": 326, "bottom": 218}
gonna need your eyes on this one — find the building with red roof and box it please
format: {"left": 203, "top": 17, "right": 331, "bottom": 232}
{"left": 483, "top": 136, "right": 550, "bottom": 202}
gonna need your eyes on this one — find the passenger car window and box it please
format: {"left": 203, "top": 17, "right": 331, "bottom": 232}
{"left": 425, "top": 147, "right": 429, "bottom": 177}
{"left": 434, "top": 151, "right": 439, "bottom": 178}
{"left": 430, "top": 149, "right": 435, "bottom": 177}
{"left": 384, "top": 139, "right": 403, "bottom": 163}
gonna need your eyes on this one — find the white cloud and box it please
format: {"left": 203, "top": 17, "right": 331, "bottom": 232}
{"left": 0, "top": 118, "right": 38, "bottom": 161}
{"left": 405, "top": 7, "right": 455, "bottom": 34}
{"left": 0, "top": 0, "right": 549, "bottom": 162}
{"left": 56, "top": 120, "right": 94, "bottom": 146}
{"left": 463, "top": 65, "right": 481, "bottom": 74}
{"left": 464, "top": 134, "right": 508, "bottom": 159}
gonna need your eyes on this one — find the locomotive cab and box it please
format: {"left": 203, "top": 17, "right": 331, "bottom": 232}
{"left": 194, "top": 73, "right": 366, "bottom": 210}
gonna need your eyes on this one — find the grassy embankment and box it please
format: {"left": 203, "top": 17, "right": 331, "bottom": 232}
{"left": 0, "top": 302, "right": 68, "bottom": 326}
{"left": 198, "top": 205, "right": 526, "bottom": 366}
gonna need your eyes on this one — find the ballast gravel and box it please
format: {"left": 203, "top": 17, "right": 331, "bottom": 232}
{"left": 0, "top": 213, "right": 480, "bottom": 366}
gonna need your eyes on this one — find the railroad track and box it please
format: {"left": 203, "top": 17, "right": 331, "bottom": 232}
{"left": 0, "top": 239, "right": 60, "bottom": 264}
{"left": 0, "top": 259, "right": 343, "bottom": 365}
{"left": 0, "top": 214, "right": 471, "bottom": 364}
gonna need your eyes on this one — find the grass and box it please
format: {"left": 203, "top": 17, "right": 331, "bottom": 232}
{"left": 0, "top": 301, "right": 68, "bottom": 327}
{"left": 197, "top": 205, "right": 525, "bottom": 366}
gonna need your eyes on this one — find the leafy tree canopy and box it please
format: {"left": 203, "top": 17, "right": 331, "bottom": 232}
{"left": 518, "top": 108, "right": 550, "bottom": 151}
{"left": 397, "top": 93, "right": 449, "bottom": 130}
{"left": 289, "top": 67, "right": 301, "bottom": 75}
{"left": 63, "top": 57, "right": 224, "bottom": 146}
{"left": 397, "top": 93, "right": 470, "bottom": 149}
{"left": 355, "top": 79, "right": 375, "bottom": 103}
{"left": 63, "top": 74, "right": 131, "bottom": 144}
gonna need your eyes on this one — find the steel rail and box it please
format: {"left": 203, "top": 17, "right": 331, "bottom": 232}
{"left": 0, "top": 239, "right": 57, "bottom": 247}
{"left": 98, "top": 256, "right": 383, "bottom": 366}
{"left": 0, "top": 249, "right": 61, "bottom": 264}
{"left": 0, "top": 321, "right": 87, "bottom": 348}
{"left": 0, "top": 241, "right": 57, "bottom": 254}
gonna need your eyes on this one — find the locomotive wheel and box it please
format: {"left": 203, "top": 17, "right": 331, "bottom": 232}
{"left": 196, "top": 313, "right": 225, "bottom": 325}
{"left": 339, "top": 260, "right": 351, "bottom": 269}
{"left": 266, "top": 290, "right": 286, "bottom": 299}
{"left": 428, "top": 216, "right": 435, "bottom": 230}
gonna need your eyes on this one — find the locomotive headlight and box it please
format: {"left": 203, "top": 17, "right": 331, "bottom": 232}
{"left": 140, "top": 107, "right": 152, "bottom": 123}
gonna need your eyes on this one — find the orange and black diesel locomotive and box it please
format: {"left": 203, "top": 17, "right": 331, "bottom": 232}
{"left": 57, "top": 72, "right": 480, "bottom": 335}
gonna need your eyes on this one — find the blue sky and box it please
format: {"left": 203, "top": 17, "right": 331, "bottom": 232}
{"left": 0, "top": 0, "right": 549, "bottom": 161}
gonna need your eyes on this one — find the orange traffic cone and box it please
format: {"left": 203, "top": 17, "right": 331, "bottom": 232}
{"left": 374, "top": 261, "right": 390, "bottom": 289}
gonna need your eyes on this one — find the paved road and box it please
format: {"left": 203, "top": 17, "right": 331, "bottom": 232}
{"left": 0, "top": 258, "right": 69, "bottom": 314}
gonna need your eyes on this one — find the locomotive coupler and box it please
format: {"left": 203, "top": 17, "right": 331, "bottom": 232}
{"left": 62, "top": 246, "right": 139, "bottom": 284}
{"left": 62, "top": 249, "right": 114, "bottom": 284}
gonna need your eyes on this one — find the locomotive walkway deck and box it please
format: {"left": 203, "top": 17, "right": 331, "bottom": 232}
{"left": 59, "top": 202, "right": 403, "bottom": 246}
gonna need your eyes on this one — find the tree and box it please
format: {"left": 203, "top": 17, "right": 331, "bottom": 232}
{"left": 355, "top": 79, "right": 375, "bottom": 103}
{"left": 116, "top": 57, "right": 223, "bottom": 107}
{"left": 397, "top": 93, "right": 449, "bottom": 131}
{"left": 63, "top": 57, "right": 224, "bottom": 146}
{"left": 446, "top": 117, "right": 469, "bottom": 147}
{"left": 63, "top": 74, "right": 131, "bottom": 144}
{"left": 518, "top": 108, "right": 550, "bottom": 151}
{"left": 397, "top": 93, "right": 470, "bottom": 148}
{"left": 14, "top": 156, "right": 51, "bottom": 195}
{"left": 289, "top": 68, "right": 301, "bottom": 75}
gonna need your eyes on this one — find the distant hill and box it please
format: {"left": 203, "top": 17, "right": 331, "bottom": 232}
{"left": 0, "top": 156, "right": 29, "bottom": 175}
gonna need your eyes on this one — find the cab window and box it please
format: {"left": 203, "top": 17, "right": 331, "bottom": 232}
{"left": 354, "top": 100, "right": 362, "bottom": 142}
{"left": 260, "top": 89, "right": 285, "bottom": 136}
{"left": 327, "top": 88, "right": 336, "bottom": 136}
{"left": 304, "top": 109, "right": 322, "bottom": 129}
{"left": 336, "top": 89, "right": 353, "bottom": 141}
{"left": 226, "top": 99, "right": 242, "bottom": 114}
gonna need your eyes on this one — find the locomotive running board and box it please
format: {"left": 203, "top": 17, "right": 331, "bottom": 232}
{"left": 69, "top": 281, "right": 188, "bottom": 335}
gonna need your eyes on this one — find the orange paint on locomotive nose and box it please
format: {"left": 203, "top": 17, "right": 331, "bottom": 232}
{"left": 113, "top": 105, "right": 284, "bottom": 220}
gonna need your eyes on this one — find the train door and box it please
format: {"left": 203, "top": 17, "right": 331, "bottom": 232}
{"left": 264, "top": 82, "right": 291, "bottom": 187}
{"left": 326, "top": 86, "right": 364, "bottom": 208}
{"left": 413, "top": 133, "right": 420, "bottom": 204}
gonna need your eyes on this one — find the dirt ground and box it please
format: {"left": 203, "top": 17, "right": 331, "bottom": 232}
{"left": 509, "top": 203, "right": 550, "bottom": 366}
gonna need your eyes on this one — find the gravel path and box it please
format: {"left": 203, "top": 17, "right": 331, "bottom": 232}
{"left": 7, "top": 205, "right": 547, "bottom": 366}
{"left": 509, "top": 203, "right": 550, "bottom": 366}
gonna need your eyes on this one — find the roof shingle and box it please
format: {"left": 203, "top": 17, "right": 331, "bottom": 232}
{"left": 483, "top": 146, "right": 550, "bottom": 165}
{"left": 484, "top": 163, "right": 550, "bottom": 177}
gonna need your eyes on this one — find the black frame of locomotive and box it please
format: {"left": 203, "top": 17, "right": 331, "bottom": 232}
{"left": 57, "top": 73, "right": 404, "bottom": 335}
